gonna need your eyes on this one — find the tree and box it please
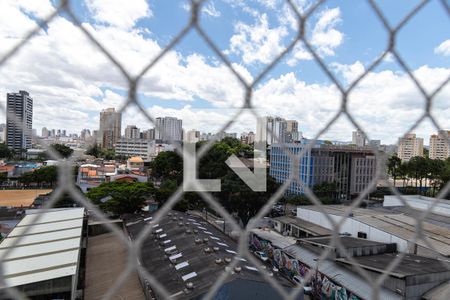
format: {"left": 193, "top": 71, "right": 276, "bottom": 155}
{"left": 387, "top": 154, "right": 402, "bottom": 187}
{"left": 48, "top": 144, "right": 74, "bottom": 158}
{"left": 0, "top": 173, "right": 7, "bottom": 185}
{"left": 0, "top": 143, "right": 13, "bottom": 159}
{"left": 86, "top": 181, "right": 155, "bottom": 216}
{"left": 18, "top": 166, "right": 58, "bottom": 187}
{"left": 86, "top": 143, "right": 102, "bottom": 157}
{"left": 150, "top": 151, "right": 183, "bottom": 182}
{"left": 312, "top": 182, "right": 337, "bottom": 204}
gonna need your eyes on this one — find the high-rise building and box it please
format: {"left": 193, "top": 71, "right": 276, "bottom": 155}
{"left": 398, "top": 133, "right": 423, "bottom": 162}
{"left": 62, "top": 129, "right": 66, "bottom": 137}
{"left": 286, "top": 120, "right": 298, "bottom": 133}
{"left": 98, "top": 108, "right": 122, "bottom": 149}
{"left": 352, "top": 129, "right": 366, "bottom": 147}
{"left": 429, "top": 130, "right": 450, "bottom": 160}
{"left": 141, "top": 128, "right": 155, "bottom": 140}
{"left": 42, "top": 127, "right": 49, "bottom": 138}
{"left": 6, "top": 91, "right": 33, "bottom": 155}
{"left": 241, "top": 131, "right": 256, "bottom": 144}
{"left": 124, "top": 125, "right": 140, "bottom": 139}
{"left": 185, "top": 129, "right": 200, "bottom": 143}
{"left": 155, "top": 117, "right": 182, "bottom": 142}
{"left": 80, "top": 129, "right": 91, "bottom": 141}
{"left": 51, "top": 129, "right": 56, "bottom": 137}
{"left": 256, "top": 116, "right": 287, "bottom": 145}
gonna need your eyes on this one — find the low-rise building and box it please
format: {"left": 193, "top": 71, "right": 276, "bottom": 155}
{"left": 115, "top": 138, "right": 175, "bottom": 161}
{"left": 0, "top": 208, "right": 86, "bottom": 299}
{"left": 270, "top": 143, "right": 377, "bottom": 200}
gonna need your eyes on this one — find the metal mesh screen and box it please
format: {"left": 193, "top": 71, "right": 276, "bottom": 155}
{"left": 1, "top": 0, "right": 450, "bottom": 299}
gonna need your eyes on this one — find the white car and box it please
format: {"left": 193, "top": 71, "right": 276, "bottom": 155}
{"left": 254, "top": 251, "right": 269, "bottom": 262}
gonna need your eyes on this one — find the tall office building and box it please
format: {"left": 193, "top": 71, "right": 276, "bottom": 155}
{"left": 98, "top": 108, "right": 122, "bottom": 149}
{"left": 429, "top": 130, "right": 450, "bottom": 160}
{"left": 256, "top": 116, "right": 287, "bottom": 145}
{"left": 6, "top": 91, "right": 33, "bottom": 155}
{"left": 352, "top": 129, "right": 366, "bottom": 147}
{"left": 286, "top": 120, "right": 298, "bottom": 133}
{"left": 155, "top": 117, "right": 182, "bottom": 142}
{"left": 398, "top": 133, "right": 423, "bottom": 162}
{"left": 124, "top": 125, "right": 140, "bottom": 139}
{"left": 41, "top": 127, "right": 49, "bottom": 138}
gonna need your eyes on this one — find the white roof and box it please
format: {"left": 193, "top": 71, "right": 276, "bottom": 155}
{"left": 0, "top": 208, "right": 85, "bottom": 288}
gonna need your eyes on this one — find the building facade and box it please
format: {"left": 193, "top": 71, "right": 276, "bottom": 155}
{"left": 256, "top": 116, "right": 287, "bottom": 145}
{"left": 352, "top": 129, "right": 366, "bottom": 147}
{"left": 155, "top": 117, "right": 182, "bottom": 142}
{"left": 270, "top": 143, "right": 376, "bottom": 200}
{"left": 6, "top": 91, "right": 33, "bottom": 155}
{"left": 397, "top": 133, "right": 423, "bottom": 161}
{"left": 429, "top": 130, "right": 450, "bottom": 160}
{"left": 124, "top": 125, "right": 140, "bottom": 139}
{"left": 115, "top": 138, "right": 175, "bottom": 161}
{"left": 98, "top": 108, "right": 122, "bottom": 149}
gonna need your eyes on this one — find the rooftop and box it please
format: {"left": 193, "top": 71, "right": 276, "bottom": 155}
{"left": 300, "top": 236, "right": 393, "bottom": 249}
{"left": 0, "top": 208, "right": 85, "bottom": 288}
{"left": 354, "top": 214, "right": 450, "bottom": 256}
{"left": 84, "top": 232, "right": 144, "bottom": 300}
{"left": 299, "top": 205, "right": 388, "bottom": 217}
{"left": 336, "top": 253, "right": 450, "bottom": 278}
{"left": 125, "top": 212, "right": 293, "bottom": 299}
{"left": 283, "top": 244, "right": 402, "bottom": 300}
{"left": 273, "top": 215, "right": 332, "bottom": 236}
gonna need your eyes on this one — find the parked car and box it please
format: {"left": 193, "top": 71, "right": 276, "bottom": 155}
{"left": 292, "top": 275, "right": 312, "bottom": 295}
{"left": 254, "top": 251, "right": 269, "bottom": 262}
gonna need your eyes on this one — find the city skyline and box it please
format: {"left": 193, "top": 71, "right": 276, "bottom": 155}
{"left": 0, "top": 1, "right": 449, "bottom": 144}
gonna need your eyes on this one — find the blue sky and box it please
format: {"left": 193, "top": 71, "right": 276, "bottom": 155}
{"left": 0, "top": 0, "right": 449, "bottom": 144}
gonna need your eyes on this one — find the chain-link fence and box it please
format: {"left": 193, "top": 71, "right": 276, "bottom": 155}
{"left": 1, "top": 0, "right": 450, "bottom": 299}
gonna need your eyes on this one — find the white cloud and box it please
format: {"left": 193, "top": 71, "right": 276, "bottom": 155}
{"left": 227, "top": 13, "right": 288, "bottom": 65}
{"left": 434, "top": 39, "right": 450, "bottom": 57}
{"left": 85, "top": 0, "right": 152, "bottom": 30}
{"left": 311, "top": 7, "right": 343, "bottom": 56}
{"left": 202, "top": 2, "right": 221, "bottom": 18}
{"left": 0, "top": 1, "right": 448, "bottom": 146}
{"left": 282, "top": 6, "right": 345, "bottom": 66}
{"left": 331, "top": 61, "right": 365, "bottom": 84}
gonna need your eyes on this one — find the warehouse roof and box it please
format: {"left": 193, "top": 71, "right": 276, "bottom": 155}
{"left": 0, "top": 208, "right": 85, "bottom": 288}
{"left": 354, "top": 214, "right": 450, "bottom": 256}
{"left": 299, "top": 205, "right": 387, "bottom": 217}
{"left": 272, "top": 215, "right": 332, "bottom": 236}
{"left": 336, "top": 253, "right": 450, "bottom": 278}
{"left": 125, "top": 212, "right": 294, "bottom": 300}
{"left": 283, "top": 244, "right": 402, "bottom": 300}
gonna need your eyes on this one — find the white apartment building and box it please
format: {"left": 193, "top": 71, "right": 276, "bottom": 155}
{"left": 429, "top": 130, "right": 450, "bottom": 160}
{"left": 256, "top": 116, "right": 287, "bottom": 145}
{"left": 124, "top": 125, "right": 140, "bottom": 139}
{"left": 352, "top": 129, "right": 366, "bottom": 147}
{"left": 155, "top": 117, "right": 182, "bottom": 142}
{"left": 115, "top": 138, "right": 174, "bottom": 161}
{"left": 397, "top": 133, "right": 423, "bottom": 161}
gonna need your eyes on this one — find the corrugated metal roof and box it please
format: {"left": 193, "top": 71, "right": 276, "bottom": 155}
{"left": 0, "top": 208, "right": 84, "bottom": 287}
{"left": 283, "top": 244, "right": 402, "bottom": 300}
